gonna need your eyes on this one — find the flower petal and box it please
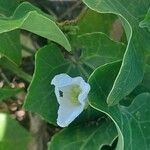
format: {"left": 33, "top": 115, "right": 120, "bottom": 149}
{"left": 51, "top": 74, "right": 73, "bottom": 104}
{"left": 51, "top": 73, "right": 72, "bottom": 87}
{"left": 78, "top": 81, "right": 90, "bottom": 105}
{"left": 71, "top": 76, "right": 91, "bottom": 105}
{"left": 57, "top": 98, "right": 84, "bottom": 127}
{"left": 54, "top": 85, "right": 72, "bottom": 104}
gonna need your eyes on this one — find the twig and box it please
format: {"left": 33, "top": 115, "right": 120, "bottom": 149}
{"left": 0, "top": 69, "right": 10, "bottom": 85}
{"left": 59, "top": 0, "right": 82, "bottom": 21}
{"left": 58, "top": 6, "right": 87, "bottom": 27}
{"left": 22, "top": 45, "right": 35, "bottom": 55}
{"left": 0, "top": 58, "right": 32, "bottom": 83}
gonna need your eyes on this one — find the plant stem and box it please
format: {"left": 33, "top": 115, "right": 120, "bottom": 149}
{"left": 0, "top": 69, "right": 10, "bottom": 85}
{"left": 0, "top": 58, "right": 32, "bottom": 83}
{"left": 22, "top": 45, "right": 35, "bottom": 55}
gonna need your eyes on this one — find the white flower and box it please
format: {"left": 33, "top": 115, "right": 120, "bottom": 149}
{"left": 51, "top": 73, "right": 90, "bottom": 127}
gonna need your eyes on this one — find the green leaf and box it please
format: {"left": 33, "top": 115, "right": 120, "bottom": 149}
{"left": 141, "top": 65, "right": 150, "bottom": 92}
{"left": 88, "top": 61, "right": 150, "bottom": 150}
{"left": 77, "top": 9, "right": 116, "bottom": 35}
{"left": 74, "top": 33, "right": 125, "bottom": 74}
{"left": 24, "top": 44, "right": 71, "bottom": 124}
{"left": 0, "top": 30, "right": 21, "bottom": 65}
{"left": 120, "top": 65, "right": 150, "bottom": 106}
{"left": 0, "top": 2, "right": 71, "bottom": 51}
{"left": 24, "top": 32, "right": 124, "bottom": 124}
{"left": 130, "top": 65, "right": 150, "bottom": 97}
{"left": 48, "top": 120, "right": 117, "bottom": 150}
{"left": 140, "top": 8, "right": 150, "bottom": 31}
{"left": 0, "top": 57, "right": 32, "bottom": 83}
{"left": 0, "top": 0, "right": 19, "bottom": 17}
{"left": 0, "top": 113, "right": 31, "bottom": 150}
{"left": 83, "top": 0, "right": 150, "bottom": 106}
{"left": 0, "top": 87, "right": 22, "bottom": 101}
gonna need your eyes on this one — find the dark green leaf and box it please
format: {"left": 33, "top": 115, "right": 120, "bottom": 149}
{"left": 75, "top": 32, "right": 124, "bottom": 74}
{"left": 83, "top": 0, "right": 150, "bottom": 106}
{"left": 0, "top": 30, "right": 21, "bottom": 65}
{"left": 77, "top": 9, "right": 116, "bottom": 35}
{"left": 88, "top": 61, "right": 150, "bottom": 150}
{"left": 141, "top": 65, "right": 150, "bottom": 92}
{"left": 24, "top": 44, "right": 71, "bottom": 124}
{"left": 0, "top": 0, "right": 19, "bottom": 17}
{"left": 48, "top": 120, "right": 117, "bottom": 150}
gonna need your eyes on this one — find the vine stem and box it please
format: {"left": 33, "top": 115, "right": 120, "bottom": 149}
{"left": 0, "top": 58, "right": 32, "bottom": 83}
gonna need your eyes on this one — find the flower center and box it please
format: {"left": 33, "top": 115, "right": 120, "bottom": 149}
{"left": 70, "top": 85, "right": 81, "bottom": 105}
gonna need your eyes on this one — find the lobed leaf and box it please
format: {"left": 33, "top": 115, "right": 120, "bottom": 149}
{"left": 48, "top": 120, "right": 117, "bottom": 150}
{"left": 24, "top": 44, "right": 71, "bottom": 124}
{"left": 83, "top": 0, "right": 150, "bottom": 106}
{"left": 88, "top": 61, "right": 150, "bottom": 150}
